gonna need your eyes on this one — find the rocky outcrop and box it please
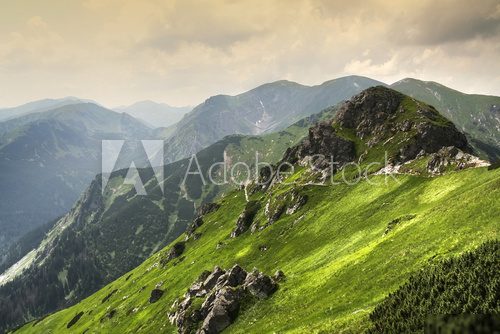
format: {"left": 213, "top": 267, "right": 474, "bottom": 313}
{"left": 231, "top": 201, "right": 261, "bottom": 237}
{"left": 282, "top": 122, "right": 356, "bottom": 167}
{"left": 426, "top": 146, "right": 489, "bottom": 174}
{"left": 67, "top": 311, "right": 84, "bottom": 329}
{"left": 196, "top": 203, "right": 221, "bottom": 217}
{"left": 161, "top": 242, "right": 186, "bottom": 265}
{"left": 262, "top": 189, "right": 308, "bottom": 227}
{"left": 186, "top": 217, "right": 204, "bottom": 240}
{"left": 334, "top": 86, "right": 471, "bottom": 163}
{"left": 265, "top": 87, "right": 477, "bottom": 184}
{"left": 168, "top": 265, "right": 280, "bottom": 334}
{"left": 185, "top": 203, "right": 221, "bottom": 241}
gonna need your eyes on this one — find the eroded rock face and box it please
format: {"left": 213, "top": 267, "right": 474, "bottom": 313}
{"left": 426, "top": 146, "right": 489, "bottom": 174}
{"left": 282, "top": 122, "right": 356, "bottom": 166}
{"left": 263, "top": 189, "right": 308, "bottom": 227}
{"left": 231, "top": 201, "right": 261, "bottom": 237}
{"left": 334, "top": 86, "right": 471, "bottom": 163}
{"left": 168, "top": 265, "right": 280, "bottom": 334}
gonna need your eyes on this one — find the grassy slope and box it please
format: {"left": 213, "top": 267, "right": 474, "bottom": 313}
{"left": 15, "top": 166, "right": 500, "bottom": 334}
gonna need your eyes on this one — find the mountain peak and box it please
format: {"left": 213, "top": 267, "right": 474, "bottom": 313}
{"left": 280, "top": 86, "right": 472, "bottom": 174}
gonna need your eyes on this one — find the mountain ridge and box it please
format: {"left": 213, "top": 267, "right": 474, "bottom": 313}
{"left": 8, "top": 87, "right": 498, "bottom": 334}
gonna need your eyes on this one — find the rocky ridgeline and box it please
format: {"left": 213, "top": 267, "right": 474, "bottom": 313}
{"left": 168, "top": 265, "right": 283, "bottom": 333}
{"left": 425, "top": 146, "right": 489, "bottom": 174}
{"left": 259, "top": 86, "right": 486, "bottom": 184}
{"left": 333, "top": 86, "right": 471, "bottom": 163}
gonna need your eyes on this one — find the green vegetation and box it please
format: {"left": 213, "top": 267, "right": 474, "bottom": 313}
{"left": 368, "top": 240, "right": 499, "bottom": 333}
{"left": 0, "top": 107, "right": 324, "bottom": 332}
{"left": 14, "top": 166, "right": 500, "bottom": 333}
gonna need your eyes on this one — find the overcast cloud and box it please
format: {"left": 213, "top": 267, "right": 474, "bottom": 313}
{"left": 0, "top": 0, "right": 499, "bottom": 108}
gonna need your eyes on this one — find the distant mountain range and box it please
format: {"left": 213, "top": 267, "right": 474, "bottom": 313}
{"left": 1, "top": 76, "right": 499, "bottom": 255}
{"left": 162, "top": 76, "right": 384, "bottom": 162}
{"left": 0, "top": 103, "right": 154, "bottom": 252}
{"left": 1, "top": 76, "right": 499, "bottom": 248}
{"left": 0, "top": 97, "right": 96, "bottom": 122}
{"left": 0, "top": 76, "right": 382, "bottom": 253}
{"left": 114, "top": 100, "right": 191, "bottom": 128}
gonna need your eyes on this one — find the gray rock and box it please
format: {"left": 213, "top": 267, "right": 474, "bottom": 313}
{"left": 161, "top": 241, "right": 186, "bottom": 265}
{"left": 196, "top": 202, "right": 221, "bottom": 217}
{"left": 223, "top": 265, "right": 247, "bottom": 288}
{"left": 244, "top": 272, "right": 277, "bottom": 299}
{"left": 231, "top": 201, "right": 261, "bottom": 237}
{"left": 170, "top": 266, "right": 279, "bottom": 333}
{"left": 203, "top": 266, "right": 226, "bottom": 290}
{"left": 198, "top": 287, "right": 243, "bottom": 334}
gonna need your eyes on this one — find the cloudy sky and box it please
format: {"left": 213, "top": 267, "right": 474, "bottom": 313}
{"left": 1, "top": 0, "right": 499, "bottom": 108}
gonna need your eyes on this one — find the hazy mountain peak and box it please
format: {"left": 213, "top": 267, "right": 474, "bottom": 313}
{"left": 0, "top": 97, "right": 96, "bottom": 122}
{"left": 114, "top": 101, "right": 190, "bottom": 128}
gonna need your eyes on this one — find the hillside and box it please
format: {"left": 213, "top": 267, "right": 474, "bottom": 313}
{"left": 391, "top": 78, "right": 500, "bottom": 160}
{"left": 0, "top": 108, "right": 332, "bottom": 332}
{"left": 0, "top": 103, "right": 154, "bottom": 252}
{"left": 10, "top": 87, "right": 498, "bottom": 333}
{"left": 13, "top": 167, "right": 498, "bottom": 333}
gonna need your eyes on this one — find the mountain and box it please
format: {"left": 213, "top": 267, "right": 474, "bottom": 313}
{"left": 0, "top": 103, "right": 154, "bottom": 252}
{"left": 391, "top": 78, "right": 500, "bottom": 160}
{"left": 0, "top": 108, "right": 333, "bottom": 332}
{"left": 0, "top": 97, "right": 95, "bottom": 122}
{"left": 114, "top": 101, "right": 191, "bottom": 128}
{"left": 9, "top": 87, "right": 498, "bottom": 333}
{"left": 162, "top": 76, "right": 384, "bottom": 162}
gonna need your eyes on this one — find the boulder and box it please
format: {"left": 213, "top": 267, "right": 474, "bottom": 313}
{"left": 149, "top": 289, "right": 164, "bottom": 303}
{"left": 186, "top": 217, "right": 204, "bottom": 237}
{"left": 198, "top": 287, "right": 243, "bottom": 334}
{"left": 244, "top": 272, "right": 277, "bottom": 299}
{"left": 162, "top": 241, "right": 186, "bottom": 265}
{"left": 222, "top": 265, "right": 247, "bottom": 288}
{"left": 273, "top": 270, "right": 286, "bottom": 282}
